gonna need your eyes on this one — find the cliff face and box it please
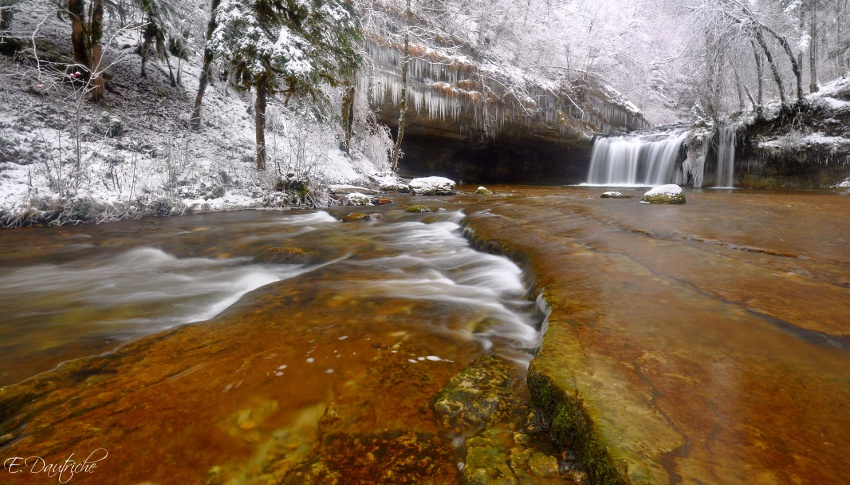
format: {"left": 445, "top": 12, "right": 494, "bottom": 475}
{"left": 360, "top": 37, "right": 650, "bottom": 184}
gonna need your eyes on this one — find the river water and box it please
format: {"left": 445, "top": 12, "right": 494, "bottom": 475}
{"left": 0, "top": 185, "right": 848, "bottom": 483}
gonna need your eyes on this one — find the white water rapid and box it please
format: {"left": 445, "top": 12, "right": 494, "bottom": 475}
{"left": 587, "top": 130, "right": 687, "bottom": 186}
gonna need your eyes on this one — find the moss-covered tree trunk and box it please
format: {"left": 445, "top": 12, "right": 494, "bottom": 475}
{"left": 255, "top": 76, "right": 268, "bottom": 171}
{"left": 89, "top": 0, "right": 104, "bottom": 101}
{"left": 68, "top": 0, "right": 89, "bottom": 70}
{"left": 191, "top": 0, "right": 221, "bottom": 129}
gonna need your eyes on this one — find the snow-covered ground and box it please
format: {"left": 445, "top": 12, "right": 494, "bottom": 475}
{"left": 0, "top": 0, "right": 395, "bottom": 227}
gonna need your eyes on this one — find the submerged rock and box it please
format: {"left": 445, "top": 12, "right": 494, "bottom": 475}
{"left": 253, "top": 247, "right": 318, "bottom": 265}
{"left": 409, "top": 177, "right": 457, "bottom": 196}
{"left": 600, "top": 191, "right": 633, "bottom": 199}
{"left": 463, "top": 427, "right": 518, "bottom": 484}
{"left": 432, "top": 355, "right": 513, "bottom": 428}
{"left": 341, "top": 212, "right": 373, "bottom": 223}
{"left": 640, "top": 184, "right": 686, "bottom": 204}
{"left": 405, "top": 205, "right": 431, "bottom": 213}
{"left": 475, "top": 186, "right": 494, "bottom": 195}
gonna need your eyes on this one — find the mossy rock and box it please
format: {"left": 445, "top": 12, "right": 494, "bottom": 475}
{"left": 253, "top": 247, "right": 318, "bottom": 265}
{"left": 527, "top": 366, "right": 627, "bottom": 485}
{"left": 640, "top": 193, "right": 685, "bottom": 204}
{"left": 405, "top": 205, "right": 431, "bottom": 213}
{"left": 341, "top": 212, "right": 371, "bottom": 223}
{"left": 464, "top": 427, "right": 518, "bottom": 484}
{"left": 475, "top": 187, "right": 494, "bottom": 195}
{"left": 432, "top": 355, "right": 513, "bottom": 429}
{"left": 600, "top": 192, "right": 633, "bottom": 199}
{"left": 640, "top": 185, "right": 686, "bottom": 204}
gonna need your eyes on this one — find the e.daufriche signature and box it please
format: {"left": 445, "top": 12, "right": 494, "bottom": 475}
{"left": 4, "top": 448, "right": 108, "bottom": 484}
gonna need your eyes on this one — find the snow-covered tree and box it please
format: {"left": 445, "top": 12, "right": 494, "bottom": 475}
{"left": 209, "top": 0, "right": 362, "bottom": 170}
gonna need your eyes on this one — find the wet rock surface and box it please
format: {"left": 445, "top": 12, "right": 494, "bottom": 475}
{"left": 600, "top": 191, "right": 633, "bottom": 199}
{"left": 455, "top": 185, "right": 850, "bottom": 484}
{"left": 432, "top": 355, "right": 514, "bottom": 429}
{"left": 253, "top": 246, "right": 319, "bottom": 265}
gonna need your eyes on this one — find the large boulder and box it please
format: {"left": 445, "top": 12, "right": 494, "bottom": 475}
{"left": 640, "top": 184, "right": 686, "bottom": 204}
{"left": 409, "top": 177, "right": 457, "bottom": 196}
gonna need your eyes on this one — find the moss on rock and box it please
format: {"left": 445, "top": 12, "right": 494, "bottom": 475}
{"left": 253, "top": 247, "right": 319, "bottom": 265}
{"left": 432, "top": 355, "right": 513, "bottom": 429}
{"left": 341, "top": 212, "right": 372, "bottom": 222}
{"left": 527, "top": 365, "right": 627, "bottom": 485}
{"left": 404, "top": 205, "right": 431, "bottom": 213}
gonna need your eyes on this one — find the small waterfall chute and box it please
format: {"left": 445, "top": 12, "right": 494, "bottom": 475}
{"left": 586, "top": 129, "right": 688, "bottom": 186}
{"left": 715, "top": 123, "right": 737, "bottom": 188}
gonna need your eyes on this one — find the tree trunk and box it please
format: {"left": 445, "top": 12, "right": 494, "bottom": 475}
{"left": 191, "top": 0, "right": 221, "bottom": 128}
{"left": 68, "top": 0, "right": 89, "bottom": 69}
{"left": 809, "top": 0, "right": 819, "bottom": 93}
{"left": 733, "top": 66, "right": 745, "bottom": 111}
{"left": 760, "top": 26, "right": 803, "bottom": 102}
{"left": 341, "top": 80, "right": 355, "bottom": 154}
{"left": 89, "top": 0, "right": 104, "bottom": 101}
{"left": 837, "top": 0, "right": 847, "bottom": 73}
{"left": 751, "top": 40, "right": 763, "bottom": 111}
{"left": 255, "top": 76, "right": 267, "bottom": 171}
{"left": 391, "top": 0, "right": 412, "bottom": 173}
{"left": 753, "top": 29, "right": 787, "bottom": 106}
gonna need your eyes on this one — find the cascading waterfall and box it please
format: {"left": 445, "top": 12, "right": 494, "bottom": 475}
{"left": 586, "top": 130, "right": 688, "bottom": 186}
{"left": 715, "top": 123, "right": 737, "bottom": 188}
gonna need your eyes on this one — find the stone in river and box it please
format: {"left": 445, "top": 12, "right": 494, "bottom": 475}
{"left": 405, "top": 205, "right": 431, "bottom": 213}
{"left": 253, "top": 247, "right": 319, "bottom": 265}
{"left": 409, "top": 177, "right": 457, "bottom": 196}
{"left": 432, "top": 355, "right": 513, "bottom": 428}
{"left": 640, "top": 184, "right": 686, "bottom": 204}
{"left": 600, "top": 191, "right": 633, "bottom": 199}
{"left": 475, "top": 186, "right": 494, "bottom": 195}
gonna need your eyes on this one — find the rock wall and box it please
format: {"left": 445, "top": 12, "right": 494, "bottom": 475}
{"left": 731, "top": 94, "right": 850, "bottom": 189}
{"left": 360, "top": 38, "right": 650, "bottom": 184}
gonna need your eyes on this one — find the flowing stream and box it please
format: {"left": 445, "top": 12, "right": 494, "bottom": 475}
{"left": 0, "top": 209, "right": 542, "bottom": 386}
{"left": 1, "top": 186, "right": 849, "bottom": 483}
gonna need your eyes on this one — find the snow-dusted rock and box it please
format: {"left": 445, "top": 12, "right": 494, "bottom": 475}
{"left": 475, "top": 186, "right": 493, "bottom": 195}
{"left": 369, "top": 173, "right": 409, "bottom": 192}
{"left": 343, "top": 193, "right": 373, "bottom": 206}
{"left": 640, "top": 184, "right": 686, "bottom": 204}
{"left": 329, "top": 185, "right": 377, "bottom": 195}
{"left": 409, "top": 177, "right": 456, "bottom": 196}
{"left": 600, "top": 191, "right": 633, "bottom": 199}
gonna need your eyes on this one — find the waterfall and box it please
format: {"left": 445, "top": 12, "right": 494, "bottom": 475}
{"left": 715, "top": 124, "right": 736, "bottom": 188}
{"left": 586, "top": 130, "right": 687, "bottom": 186}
